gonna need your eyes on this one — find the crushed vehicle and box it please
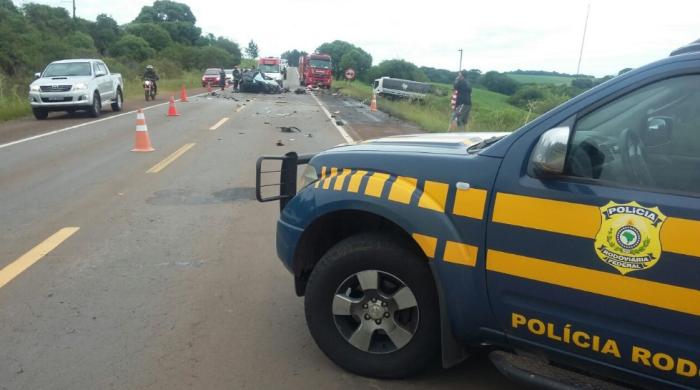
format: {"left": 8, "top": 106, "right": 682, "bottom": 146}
{"left": 239, "top": 70, "right": 282, "bottom": 94}
{"left": 373, "top": 77, "right": 433, "bottom": 100}
{"left": 256, "top": 46, "right": 700, "bottom": 389}
{"left": 29, "top": 59, "right": 123, "bottom": 120}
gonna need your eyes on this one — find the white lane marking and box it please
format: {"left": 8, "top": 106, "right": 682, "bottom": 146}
{"left": 0, "top": 93, "right": 208, "bottom": 150}
{"left": 209, "top": 117, "right": 229, "bottom": 130}
{"left": 309, "top": 93, "right": 355, "bottom": 143}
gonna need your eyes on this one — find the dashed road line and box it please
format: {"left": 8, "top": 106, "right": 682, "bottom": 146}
{"left": 0, "top": 93, "right": 208, "bottom": 151}
{"left": 209, "top": 117, "right": 229, "bottom": 130}
{"left": 0, "top": 227, "right": 80, "bottom": 289}
{"left": 146, "top": 143, "right": 195, "bottom": 173}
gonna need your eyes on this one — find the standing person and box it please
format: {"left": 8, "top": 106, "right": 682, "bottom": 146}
{"left": 219, "top": 67, "right": 226, "bottom": 90}
{"left": 232, "top": 65, "right": 242, "bottom": 92}
{"left": 449, "top": 70, "right": 472, "bottom": 131}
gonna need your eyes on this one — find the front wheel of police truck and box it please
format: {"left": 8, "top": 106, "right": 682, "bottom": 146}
{"left": 304, "top": 233, "right": 440, "bottom": 378}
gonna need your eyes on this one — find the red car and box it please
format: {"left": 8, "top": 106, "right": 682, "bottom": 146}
{"left": 201, "top": 68, "right": 222, "bottom": 87}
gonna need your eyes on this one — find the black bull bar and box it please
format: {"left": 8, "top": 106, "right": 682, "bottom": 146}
{"left": 255, "top": 152, "right": 315, "bottom": 211}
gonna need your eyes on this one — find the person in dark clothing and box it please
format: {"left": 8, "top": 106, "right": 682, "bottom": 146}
{"left": 143, "top": 65, "right": 160, "bottom": 95}
{"left": 449, "top": 70, "right": 472, "bottom": 131}
{"left": 219, "top": 68, "right": 227, "bottom": 90}
{"left": 232, "top": 65, "right": 242, "bottom": 92}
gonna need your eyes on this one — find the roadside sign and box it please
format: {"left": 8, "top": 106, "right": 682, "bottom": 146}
{"left": 344, "top": 68, "right": 356, "bottom": 80}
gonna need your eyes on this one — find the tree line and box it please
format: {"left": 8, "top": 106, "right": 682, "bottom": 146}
{"left": 0, "top": 0, "right": 242, "bottom": 91}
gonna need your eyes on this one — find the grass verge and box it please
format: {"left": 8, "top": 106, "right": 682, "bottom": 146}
{"left": 0, "top": 72, "right": 204, "bottom": 122}
{"left": 332, "top": 80, "right": 530, "bottom": 132}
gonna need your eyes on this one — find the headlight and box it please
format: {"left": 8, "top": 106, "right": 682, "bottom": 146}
{"left": 73, "top": 83, "right": 88, "bottom": 91}
{"left": 30, "top": 85, "right": 40, "bottom": 92}
{"left": 299, "top": 165, "right": 319, "bottom": 190}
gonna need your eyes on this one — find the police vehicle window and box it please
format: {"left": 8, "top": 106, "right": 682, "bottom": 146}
{"left": 565, "top": 75, "right": 700, "bottom": 195}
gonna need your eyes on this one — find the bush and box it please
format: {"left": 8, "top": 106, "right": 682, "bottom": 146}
{"left": 507, "top": 86, "right": 545, "bottom": 108}
{"left": 481, "top": 71, "right": 519, "bottom": 95}
{"left": 111, "top": 34, "right": 155, "bottom": 62}
{"left": 365, "top": 59, "right": 428, "bottom": 83}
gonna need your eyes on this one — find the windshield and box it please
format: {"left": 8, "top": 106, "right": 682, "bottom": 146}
{"left": 43, "top": 62, "right": 92, "bottom": 77}
{"left": 259, "top": 64, "right": 280, "bottom": 73}
{"left": 205, "top": 69, "right": 220, "bottom": 75}
{"left": 309, "top": 59, "right": 331, "bottom": 69}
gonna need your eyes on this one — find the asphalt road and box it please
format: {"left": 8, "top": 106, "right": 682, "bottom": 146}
{"left": 0, "top": 68, "right": 516, "bottom": 389}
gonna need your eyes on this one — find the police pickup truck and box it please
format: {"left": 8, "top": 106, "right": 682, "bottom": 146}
{"left": 256, "top": 43, "right": 700, "bottom": 389}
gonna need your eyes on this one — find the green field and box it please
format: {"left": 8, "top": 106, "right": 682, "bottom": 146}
{"left": 333, "top": 80, "right": 529, "bottom": 132}
{"left": 505, "top": 73, "right": 575, "bottom": 85}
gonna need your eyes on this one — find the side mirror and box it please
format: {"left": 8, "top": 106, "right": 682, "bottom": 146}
{"left": 530, "top": 126, "right": 571, "bottom": 177}
{"left": 95, "top": 71, "right": 106, "bottom": 77}
{"left": 642, "top": 116, "right": 673, "bottom": 147}
{"left": 34, "top": 72, "right": 41, "bottom": 79}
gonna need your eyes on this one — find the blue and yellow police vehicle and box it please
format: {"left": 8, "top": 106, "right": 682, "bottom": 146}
{"left": 256, "top": 44, "right": 700, "bottom": 389}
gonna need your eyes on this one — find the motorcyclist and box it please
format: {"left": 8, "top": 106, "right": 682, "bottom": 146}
{"left": 143, "top": 65, "right": 160, "bottom": 95}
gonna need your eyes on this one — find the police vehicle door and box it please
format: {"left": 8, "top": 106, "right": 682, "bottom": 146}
{"left": 486, "top": 70, "right": 700, "bottom": 386}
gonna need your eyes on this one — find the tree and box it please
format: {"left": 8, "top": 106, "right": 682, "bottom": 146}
{"left": 245, "top": 40, "right": 259, "bottom": 58}
{"left": 316, "top": 40, "right": 372, "bottom": 79}
{"left": 281, "top": 49, "right": 307, "bottom": 67}
{"left": 126, "top": 23, "right": 173, "bottom": 51}
{"left": 339, "top": 49, "right": 371, "bottom": 78}
{"left": 90, "top": 14, "right": 120, "bottom": 55}
{"left": 161, "top": 21, "right": 201, "bottom": 45}
{"left": 111, "top": 34, "right": 155, "bottom": 62}
{"left": 465, "top": 69, "right": 482, "bottom": 85}
{"left": 571, "top": 78, "right": 594, "bottom": 90}
{"left": 135, "top": 0, "right": 196, "bottom": 24}
{"left": 366, "top": 59, "right": 428, "bottom": 82}
{"left": 22, "top": 3, "right": 72, "bottom": 33}
{"left": 481, "top": 71, "right": 519, "bottom": 95}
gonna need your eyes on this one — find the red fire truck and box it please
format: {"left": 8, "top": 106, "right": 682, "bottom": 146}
{"left": 298, "top": 53, "right": 332, "bottom": 88}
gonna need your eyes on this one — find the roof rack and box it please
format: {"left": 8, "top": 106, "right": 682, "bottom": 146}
{"left": 670, "top": 39, "right": 700, "bottom": 56}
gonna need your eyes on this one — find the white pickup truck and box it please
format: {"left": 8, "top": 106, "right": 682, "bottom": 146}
{"left": 29, "top": 59, "right": 123, "bottom": 120}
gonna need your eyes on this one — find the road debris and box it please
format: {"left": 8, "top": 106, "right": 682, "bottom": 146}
{"left": 294, "top": 88, "right": 306, "bottom": 94}
{"left": 276, "top": 140, "right": 284, "bottom": 146}
{"left": 279, "top": 126, "right": 301, "bottom": 133}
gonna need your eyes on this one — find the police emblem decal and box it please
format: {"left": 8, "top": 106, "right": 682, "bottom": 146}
{"left": 594, "top": 201, "right": 665, "bottom": 275}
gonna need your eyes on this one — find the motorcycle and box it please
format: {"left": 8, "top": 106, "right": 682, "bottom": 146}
{"left": 143, "top": 79, "right": 156, "bottom": 101}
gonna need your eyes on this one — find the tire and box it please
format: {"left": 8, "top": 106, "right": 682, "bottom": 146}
{"left": 32, "top": 108, "right": 48, "bottom": 120}
{"left": 145, "top": 91, "right": 150, "bottom": 101}
{"left": 111, "top": 88, "right": 123, "bottom": 111}
{"left": 305, "top": 233, "right": 440, "bottom": 379}
{"left": 88, "top": 92, "right": 101, "bottom": 118}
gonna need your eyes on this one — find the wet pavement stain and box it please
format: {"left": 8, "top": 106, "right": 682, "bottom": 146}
{"left": 146, "top": 187, "right": 255, "bottom": 206}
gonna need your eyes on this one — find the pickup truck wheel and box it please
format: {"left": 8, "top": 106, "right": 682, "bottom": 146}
{"left": 111, "top": 88, "right": 123, "bottom": 112}
{"left": 32, "top": 108, "right": 48, "bottom": 120}
{"left": 305, "top": 233, "right": 440, "bottom": 379}
{"left": 88, "top": 92, "right": 101, "bottom": 118}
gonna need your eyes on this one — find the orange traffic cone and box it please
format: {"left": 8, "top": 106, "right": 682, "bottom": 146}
{"left": 180, "top": 84, "right": 188, "bottom": 102}
{"left": 167, "top": 95, "right": 180, "bottom": 117}
{"left": 132, "top": 109, "right": 154, "bottom": 152}
{"left": 370, "top": 92, "right": 378, "bottom": 112}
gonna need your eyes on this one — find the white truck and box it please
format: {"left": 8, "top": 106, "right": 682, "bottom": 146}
{"left": 29, "top": 59, "right": 123, "bottom": 120}
{"left": 372, "top": 77, "right": 433, "bottom": 100}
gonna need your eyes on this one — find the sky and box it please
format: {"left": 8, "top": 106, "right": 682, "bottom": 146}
{"left": 14, "top": 0, "right": 700, "bottom": 76}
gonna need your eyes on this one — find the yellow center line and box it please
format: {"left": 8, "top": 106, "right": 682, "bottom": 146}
{"left": 0, "top": 227, "right": 80, "bottom": 289}
{"left": 146, "top": 143, "right": 196, "bottom": 174}
{"left": 209, "top": 117, "right": 229, "bottom": 130}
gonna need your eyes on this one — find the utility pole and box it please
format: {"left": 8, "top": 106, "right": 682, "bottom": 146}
{"left": 576, "top": 3, "right": 591, "bottom": 76}
{"left": 458, "top": 49, "right": 463, "bottom": 72}
{"left": 72, "top": 0, "right": 76, "bottom": 30}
